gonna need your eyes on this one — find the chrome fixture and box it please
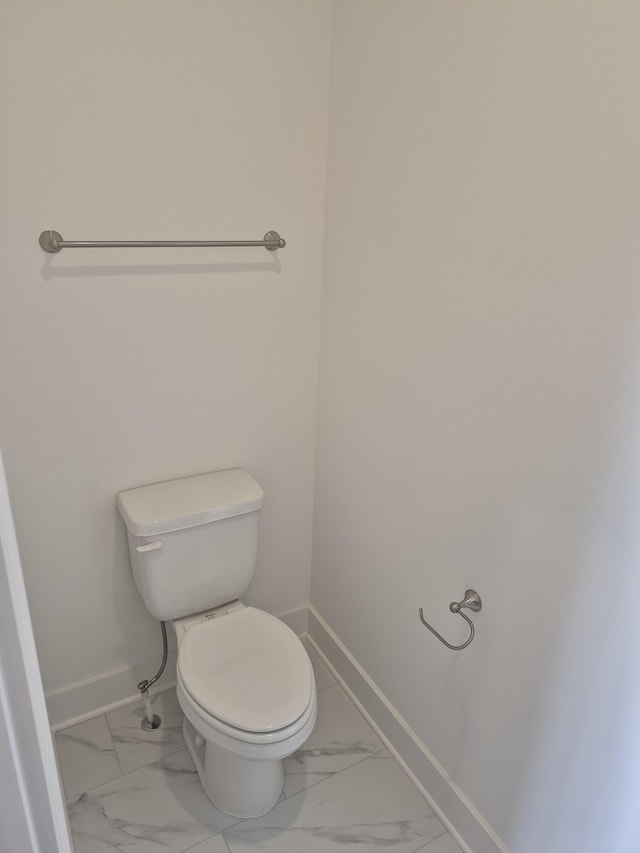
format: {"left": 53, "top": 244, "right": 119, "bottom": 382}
{"left": 137, "top": 620, "right": 168, "bottom": 731}
{"left": 418, "top": 589, "right": 482, "bottom": 651}
{"left": 38, "top": 230, "right": 286, "bottom": 254}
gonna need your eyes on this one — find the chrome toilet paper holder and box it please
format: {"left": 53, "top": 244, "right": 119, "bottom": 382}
{"left": 418, "top": 589, "right": 482, "bottom": 651}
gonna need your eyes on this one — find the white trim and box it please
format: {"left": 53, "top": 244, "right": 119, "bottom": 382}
{"left": 46, "top": 651, "right": 178, "bottom": 730}
{"left": 307, "top": 606, "right": 508, "bottom": 853}
{"left": 50, "top": 679, "right": 178, "bottom": 733}
{"left": 0, "top": 447, "right": 73, "bottom": 853}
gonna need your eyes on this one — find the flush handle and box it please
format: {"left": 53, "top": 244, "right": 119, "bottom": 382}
{"left": 136, "top": 540, "right": 163, "bottom": 553}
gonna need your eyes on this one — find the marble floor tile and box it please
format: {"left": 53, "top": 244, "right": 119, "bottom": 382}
{"left": 68, "top": 749, "right": 238, "bottom": 853}
{"left": 224, "top": 750, "right": 446, "bottom": 853}
{"left": 284, "top": 684, "right": 383, "bottom": 797}
{"left": 55, "top": 715, "right": 122, "bottom": 799}
{"left": 302, "top": 638, "right": 337, "bottom": 692}
{"left": 417, "top": 831, "right": 463, "bottom": 853}
{"left": 180, "top": 833, "right": 231, "bottom": 853}
{"left": 59, "top": 657, "right": 462, "bottom": 853}
{"left": 283, "top": 682, "right": 384, "bottom": 798}
{"left": 107, "top": 689, "right": 185, "bottom": 774}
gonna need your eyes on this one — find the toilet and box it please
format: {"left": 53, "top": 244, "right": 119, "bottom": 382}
{"left": 117, "top": 468, "right": 317, "bottom": 818}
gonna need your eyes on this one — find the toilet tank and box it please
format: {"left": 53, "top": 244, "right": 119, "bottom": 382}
{"left": 117, "top": 469, "right": 264, "bottom": 621}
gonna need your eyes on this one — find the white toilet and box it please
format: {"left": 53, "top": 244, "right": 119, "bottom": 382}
{"left": 117, "top": 468, "right": 317, "bottom": 818}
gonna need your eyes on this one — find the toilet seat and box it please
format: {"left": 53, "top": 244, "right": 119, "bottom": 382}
{"left": 177, "top": 607, "right": 314, "bottom": 733}
{"left": 176, "top": 606, "right": 317, "bottom": 760}
{"left": 177, "top": 673, "right": 316, "bottom": 761}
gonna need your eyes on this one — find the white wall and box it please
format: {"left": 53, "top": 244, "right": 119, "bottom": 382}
{"left": 0, "top": 1, "right": 332, "bottom": 712}
{"left": 313, "top": 2, "right": 640, "bottom": 850}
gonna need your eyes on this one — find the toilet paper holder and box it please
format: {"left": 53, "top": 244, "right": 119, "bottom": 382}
{"left": 418, "top": 589, "right": 482, "bottom": 651}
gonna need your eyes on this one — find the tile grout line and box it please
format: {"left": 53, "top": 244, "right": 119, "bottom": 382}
{"left": 63, "top": 744, "right": 198, "bottom": 804}
{"left": 178, "top": 824, "right": 242, "bottom": 853}
{"left": 305, "top": 643, "right": 338, "bottom": 691}
{"left": 103, "top": 708, "right": 126, "bottom": 779}
{"left": 416, "top": 827, "right": 458, "bottom": 852}
{"left": 104, "top": 692, "right": 187, "bottom": 778}
{"left": 56, "top": 713, "right": 124, "bottom": 802}
{"left": 281, "top": 744, "right": 389, "bottom": 802}
{"left": 315, "top": 681, "right": 338, "bottom": 693}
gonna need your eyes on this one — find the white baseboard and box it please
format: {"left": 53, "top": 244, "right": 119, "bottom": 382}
{"left": 307, "top": 606, "right": 507, "bottom": 853}
{"left": 46, "top": 651, "right": 178, "bottom": 731}
{"left": 47, "top": 605, "right": 309, "bottom": 731}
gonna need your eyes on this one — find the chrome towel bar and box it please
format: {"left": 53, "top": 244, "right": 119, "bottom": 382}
{"left": 418, "top": 589, "right": 482, "bottom": 651}
{"left": 38, "top": 230, "right": 286, "bottom": 254}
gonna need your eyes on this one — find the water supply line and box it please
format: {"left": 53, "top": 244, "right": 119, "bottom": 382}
{"left": 137, "top": 620, "right": 168, "bottom": 731}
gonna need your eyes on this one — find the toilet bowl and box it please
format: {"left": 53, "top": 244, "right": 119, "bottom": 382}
{"left": 174, "top": 604, "right": 317, "bottom": 817}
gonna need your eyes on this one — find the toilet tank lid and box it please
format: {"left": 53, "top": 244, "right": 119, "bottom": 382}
{"left": 117, "top": 468, "right": 264, "bottom": 536}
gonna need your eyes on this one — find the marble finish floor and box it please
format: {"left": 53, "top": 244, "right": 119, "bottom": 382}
{"left": 55, "top": 642, "right": 462, "bottom": 853}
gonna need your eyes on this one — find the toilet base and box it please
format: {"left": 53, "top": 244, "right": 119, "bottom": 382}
{"left": 182, "top": 718, "right": 284, "bottom": 818}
